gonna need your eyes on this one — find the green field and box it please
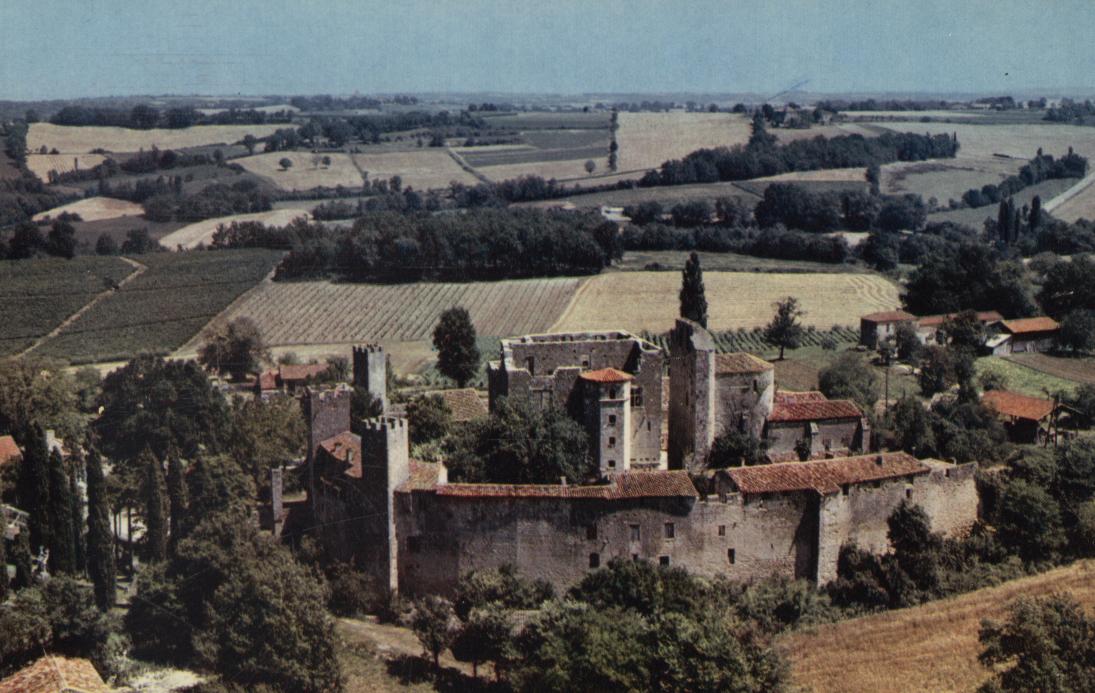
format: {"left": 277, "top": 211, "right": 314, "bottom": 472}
{"left": 928, "top": 177, "right": 1078, "bottom": 228}
{"left": 976, "top": 356, "right": 1079, "bottom": 397}
{"left": 35, "top": 249, "right": 283, "bottom": 364}
{"left": 479, "top": 111, "right": 611, "bottom": 130}
{"left": 615, "top": 250, "right": 875, "bottom": 274}
{"left": 0, "top": 255, "right": 134, "bottom": 356}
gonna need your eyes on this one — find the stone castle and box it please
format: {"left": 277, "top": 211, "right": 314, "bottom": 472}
{"left": 286, "top": 323, "right": 977, "bottom": 596}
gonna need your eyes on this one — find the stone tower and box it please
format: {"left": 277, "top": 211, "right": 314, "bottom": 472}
{"left": 580, "top": 369, "right": 632, "bottom": 474}
{"left": 301, "top": 385, "right": 352, "bottom": 508}
{"left": 352, "top": 344, "right": 388, "bottom": 412}
{"left": 359, "top": 416, "right": 410, "bottom": 594}
{"left": 668, "top": 318, "right": 717, "bottom": 471}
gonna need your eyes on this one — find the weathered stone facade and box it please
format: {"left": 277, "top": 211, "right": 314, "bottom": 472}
{"left": 352, "top": 344, "right": 388, "bottom": 412}
{"left": 488, "top": 331, "right": 664, "bottom": 469}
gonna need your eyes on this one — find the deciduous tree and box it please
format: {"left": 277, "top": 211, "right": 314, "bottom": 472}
{"left": 432, "top": 307, "right": 480, "bottom": 387}
{"left": 763, "top": 296, "right": 805, "bottom": 360}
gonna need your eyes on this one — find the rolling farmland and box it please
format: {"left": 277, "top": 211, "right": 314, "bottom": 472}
{"left": 236, "top": 149, "right": 479, "bottom": 191}
{"left": 1044, "top": 171, "right": 1095, "bottom": 222}
{"left": 25, "top": 153, "right": 108, "bottom": 181}
{"left": 615, "top": 112, "right": 751, "bottom": 172}
{"left": 27, "top": 122, "right": 289, "bottom": 154}
{"left": 35, "top": 249, "right": 283, "bottom": 364}
{"left": 217, "top": 277, "right": 584, "bottom": 346}
{"left": 551, "top": 271, "right": 900, "bottom": 333}
{"left": 32, "top": 196, "right": 145, "bottom": 222}
{"left": 159, "top": 208, "right": 312, "bottom": 250}
{"left": 0, "top": 256, "right": 135, "bottom": 356}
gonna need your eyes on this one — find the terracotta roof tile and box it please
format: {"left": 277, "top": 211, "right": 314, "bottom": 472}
{"left": 423, "top": 389, "right": 488, "bottom": 422}
{"left": 397, "top": 460, "right": 443, "bottom": 491}
{"left": 257, "top": 369, "right": 278, "bottom": 391}
{"left": 579, "top": 368, "right": 634, "bottom": 383}
{"left": 429, "top": 470, "right": 697, "bottom": 499}
{"left": 861, "top": 310, "right": 916, "bottom": 323}
{"left": 715, "top": 352, "right": 773, "bottom": 374}
{"left": 982, "top": 390, "right": 1056, "bottom": 421}
{"left": 319, "top": 431, "right": 362, "bottom": 478}
{"left": 769, "top": 398, "right": 863, "bottom": 423}
{"left": 999, "top": 317, "right": 1059, "bottom": 334}
{"left": 917, "top": 311, "right": 1003, "bottom": 328}
{"left": 279, "top": 363, "right": 330, "bottom": 382}
{"left": 0, "top": 655, "right": 109, "bottom": 693}
{"left": 0, "top": 435, "right": 21, "bottom": 466}
{"left": 727, "top": 452, "right": 928, "bottom": 495}
{"left": 774, "top": 390, "right": 828, "bottom": 404}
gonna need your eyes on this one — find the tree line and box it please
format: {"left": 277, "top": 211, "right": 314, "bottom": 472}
{"left": 959, "top": 148, "right": 1087, "bottom": 209}
{"left": 49, "top": 104, "right": 292, "bottom": 129}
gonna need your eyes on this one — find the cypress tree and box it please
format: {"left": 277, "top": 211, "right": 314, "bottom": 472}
{"left": 48, "top": 448, "right": 76, "bottom": 574}
{"left": 17, "top": 424, "right": 51, "bottom": 554}
{"left": 0, "top": 490, "right": 7, "bottom": 601}
{"left": 141, "top": 448, "right": 167, "bottom": 563}
{"left": 679, "top": 252, "right": 709, "bottom": 328}
{"left": 70, "top": 467, "right": 85, "bottom": 573}
{"left": 86, "top": 447, "right": 116, "bottom": 610}
{"left": 997, "top": 199, "right": 1010, "bottom": 244}
{"left": 1030, "top": 195, "right": 1043, "bottom": 229}
{"left": 12, "top": 526, "right": 32, "bottom": 589}
{"left": 166, "top": 448, "right": 188, "bottom": 555}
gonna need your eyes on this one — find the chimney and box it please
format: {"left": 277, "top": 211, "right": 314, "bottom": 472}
{"left": 560, "top": 476, "right": 567, "bottom": 487}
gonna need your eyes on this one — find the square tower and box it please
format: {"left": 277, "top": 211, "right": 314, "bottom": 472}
{"left": 352, "top": 344, "right": 388, "bottom": 412}
{"left": 580, "top": 368, "right": 633, "bottom": 475}
{"left": 301, "top": 385, "right": 352, "bottom": 508}
{"left": 359, "top": 416, "right": 410, "bottom": 594}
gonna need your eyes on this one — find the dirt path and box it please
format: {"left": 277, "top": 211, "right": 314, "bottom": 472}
{"left": 19, "top": 256, "right": 147, "bottom": 357}
{"left": 1043, "top": 169, "right": 1095, "bottom": 214}
{"left": 337, "top": 617, "right": 475, "bottom": 675}
{"left": 444, "top": 147, "right": 492, "bottom": 184}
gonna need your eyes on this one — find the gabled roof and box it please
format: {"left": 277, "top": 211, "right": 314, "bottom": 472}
{"left": 861, "top": 310, "right": 916, "bottom": 323}
{"left": 318, "top": 431, "right": 362, "bottom": 478}
{"left": 279, "top": 363, "right": 330, "bottom": 382}
{"left": 257, "top": 369, "right": 279, "bottom": 391}
{"left": 982, "top": 390, "right": 1056, "bottom": 421}
{"left": 0, "top": 655, "right": 109, "bottom": 693}
{"left": 0, "top": 435, "right": 21, "bottom": 466}
{"left": 579, "top": 368, "right": 634, "bottom": 383}
{"left": 917, "top": 311, "right": 1003, "bottom": 328}
{"left": 768, "top": 398, "right": 863, "bottom": 423}
{"left": 998, "top": 317, "right": 1059, "bottom": 335}
{"left": 715, "top": 352, "right": 773, "bottom": 375}
{"left": 727, "top": 452, "right": 928, "bottom": 495}
{"left": 430, "top": 388, "right": 488, "bottom": 422}
{"left": 428, "top": 470, "right": 698, "bottom": 499}
{"left": 774, "top": 390, "right": 828, "bottom": 404}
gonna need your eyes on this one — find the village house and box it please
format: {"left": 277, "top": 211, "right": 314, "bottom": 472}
{"left": 914, "top": 310, "right": 1004, "bottom": 344}
{"left": 983, "top": 316, "right": 1060, "bottom": 355}
{"left": 254, "top": 363, "right": 332, "bottom": 398}
{"left": 765, "top": 391, "right": 870, "bottom": 461}
{"left": 981, "top": 389, "right": 1060, "bottom": 444}
{"left": 859, "top": 310, "right": 916, "bottom": 349}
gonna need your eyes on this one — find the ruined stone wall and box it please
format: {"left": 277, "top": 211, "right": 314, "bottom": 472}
{"left": 359, "top": 417, "right": 410, "bottom": 593}
{"left": 352, "top": 344, "right": 388, "bottom": 412}
{"left": 713, "top": 370, "right": 774, "bottom": 440}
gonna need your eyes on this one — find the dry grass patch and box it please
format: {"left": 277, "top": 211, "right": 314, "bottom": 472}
{"left": 25, "top": 153, "right": 108, "bottom": 181}
{"left": 551, "top": 271, "right": 899, "bottom": 333}
{"left": 32, "top": 196, "right": 144, "bottom": 222}
{"left": 1044, "top": 172, "right": 1095, "bottom": 222}
{"left": 879, "top": 121, "right": 1095, "bottom": 161}
{"left": 216, "top": 276, "right": 584, "bottom": 346}
{"left": 784, "top": 560, "right": 1095, "bottom": 693}
{"left": 477, "top": 156, "right": 613, "bottom": 183}
{"left": 354, "top": 150, "right": 480, "bottom": 190}
{"left": 753, "top": 167, "right": 868, "bottom": 183}
{"left": 235, "top": 152, "right": 363, "bottom": 190}
{"left": 27, "top": 122, "right": 287, "bottom": 154}
{"left": 882, "top": 157, "right": 1020, "bottom": 201}
{"left": 159, "top": 208, "right": 311, "bottom": 250}
{"left": 616, "top": 112, "right": 751, "bottom": 171}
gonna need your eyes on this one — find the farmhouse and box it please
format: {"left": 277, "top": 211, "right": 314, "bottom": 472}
{"left": 981, "top": 389, "right": 1059, "bottom": 444}
{"left": 859, "top": 310, "right": 916, "bottom": 348}
{"left": 984, "top": 316, "right": 1060, "bottom": 355}
{"left": 914, "top": 310, "right": 1003, "bottom": 344}
{"left": 254, "top": 363, "right": 331, "bottom": 398}
{"left": 765, "top": 392, "right": 869, "bottom": 462}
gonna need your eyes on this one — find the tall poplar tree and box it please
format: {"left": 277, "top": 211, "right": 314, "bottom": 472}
{"left": 141, "top": 448, "right": 167, "bottom": 563}
{"left": 48, "top": 448, "right": 76, "bottom": 574}
{"left": 679, "top": 252, "right": 709, "bottom": 328}
{"left": 166, "top": 448, "right": 188, "bottom": 556}
{"left": 86, "top": 447, "right": 116, "bottom": 610}
{"left": 12, "top": 526, "right": 32, "bottom": 589}
{"left": 16, "top": 424, "right": 50, "bottom": 554}
{"left": 70, "top": 467, "right": 85, "bottom": 574}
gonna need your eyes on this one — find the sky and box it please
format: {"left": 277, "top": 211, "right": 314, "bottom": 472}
{"left": 2, "top": 0, "right": 1095, "bottom": 100}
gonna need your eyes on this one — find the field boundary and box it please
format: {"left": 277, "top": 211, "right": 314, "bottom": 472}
{"left": 1044, "top": 170, "right": 1095, "bottom": 214}
{"left": 547, "top": 275, "right": 595, "bottom": 332}
{"left": 19, "top": 256, "right": 147, "bottom": 357}
{"left": 175, "top": 262, "right": 283, "bottom": 355}
{"left": 444, "top": 147, "right": 492, "bottom": 184}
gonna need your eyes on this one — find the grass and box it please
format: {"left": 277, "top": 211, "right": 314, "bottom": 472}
{"left": 1002, "top": 352, "right": 1095, "bottom": 386}
{"left": 615, "top": 112, "right": 751, "bottom": 171}
{"left": 1045, "top": 172, "right": 1095, "bottom": 223}
{"left": 25, "top": 153, "right": 108, "bottom": 181}
{"left": 518, "top": 181, "right": 761, "bottom": 209}
{"left": 32, "top": 196, "right": 145, "bottom": 222}
{"left": 27, "top": 122, "right": 288, "bottom": 154}
{"left": 928, "top": 177, "right": 1078, "bottom": 227}
{"left": 976, "top": 355, "right": 1079, "bottom": 397}
{"left": 0, "top": 255, "right": 135, "bottom": 356}
{"left": 158, "top": 208, "right": 312, "bottom": 250}
{"left": 615, "top": 250, "right": 875, "bottom": 274}
{"left": 550, "top": 271, "right": 899, "bottom": 334}
{"left": 35, "top": 249, "right": 283, "bottom": 364}
{"left": 479, "top": 111, "right": 611, "bottom": 130}
{"left": 783, "top": 559, "right": 1095, "bottom": 693}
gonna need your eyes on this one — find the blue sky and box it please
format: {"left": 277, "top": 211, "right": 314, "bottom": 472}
{"left": 2, "top": 0, "right": 1094, "bottom": 99}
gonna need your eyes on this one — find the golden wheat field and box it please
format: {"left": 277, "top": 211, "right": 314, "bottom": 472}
{"left": 158, "top": 208, "right": 311, "bottom": 250}
{"left": 550, "top": 271, "right": 899, "bottom": 333}
{"left": 476, "top": 157, "right": 614, "bottom": 183}
{"left": 217, "top": 276, "right": 584, "bottom": 345}
{"left": 32, "top": 196, "right": 145, "bottom": 222}
{"left": 236, "top": 149, "right": 479, "bottom": 191}
{"left": 27, "top": 122, "right": 288, "bottom": 154}
{"left": 1043, "top": 172, "right": 1095, "bottom": 222}
{"left": 25, "top": 153, "right": 108, "bottom": 181}
{"left": 753, "top": 167, "right": 868, "bottom": 183}
{"left": 784, "top": 560, "right": 1095, "bottom": 693}
{"left": 235, "top": 152, "right": 364, "bottom": 190}
{"left": 615, "top": 112, "right": 752, "bottom": 172}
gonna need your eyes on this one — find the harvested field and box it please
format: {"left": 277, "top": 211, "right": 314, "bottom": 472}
{"left": 753, "top": 167, "right": 867, "bottom": 183}
{"left": 27, "top": 122, "right": 288, "bottom": 154}
{"left": 480, "top": 111, "right": 610, "bottom": 130}
{"left": 218, "top": 277, "right": 584, "bottom": 346}
{"left": 615, "top": 250, "right": 871, "bottom": 274}
{"left": 882, "top": 157, "right": 1021, "bottom": 202}
{"left": 460, "top": 145, "right": 608, "bottom": 168}
{"left": 25, "top": 153, "right": 108, "bottom": 181}
{"left": 477, "top": 157, "right": 612, "bottom": 183}
{"left": 237, "top": 150, "right": 478, "bottom": 191}
{"left": 234, "top": 152, "right": 362, "bottom": 190}
{"left": 732, "top": 178, "right": 869, "bottom": 197}
{"left": 785, "top": 559, "right": 1095, "bottom": 693}
{"left": 841, "top": 110, "right": 988, "bottom": 120}
{"left": 0, "top": 256, "right": 135, "bottom": 356}
{"left": 33, "top": 196, "right": 144, "bottom": 222}
{"left": 521, "top": 128, "right": 610, "bottom": 150}
{"left": 1004, "top": 352, "right": 1095, "bottom": 386}
{"left": 879, "top": 121, "right": 1095, "bottom": 162}
{"left": 520, "top": 181, "right": 760, "bottom": 209}
{"left": 1044, "top": 171, "right": 1095, "bottom": 222}
{"left": 354, "top": 150, "right": 480, "bottom": 189}
{"left": 551, "top": 271, "right": 899, "bottom": 333}
{"left": 615, "top": 112, "right": 751, "bottom": 171}
{"left": 772, "top": 123, "right": 879, "bottom": 143}
{"left": 36, "top": 249, "right": 283, "bottom": 364}
{"left": 159, "top": 208, "right": 312, "bottom": 250}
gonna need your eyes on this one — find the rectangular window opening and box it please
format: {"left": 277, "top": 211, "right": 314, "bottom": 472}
{"left": 664, "top": 522, "right": 675, "bottom": 539}
{"left": 659, "top": 556, "right": 670, "bottom": 566}
{"left": 629, "top": 524, "right": 640, "bottom": 542}
{"left": 718, "top": 525, "right": 726, "bottom": 537}
{"left": 727, "top": 548, "right": 736, "bottom": 565}
{"left": 586, "top": 524, "right": 597, "bottom": 540}
{"left": 589, "top": 553, "right": 600, "bottom": 569}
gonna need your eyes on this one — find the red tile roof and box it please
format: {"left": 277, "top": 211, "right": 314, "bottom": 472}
{"left": 423, "top": 388, "right": 489, "bottom": 422}
{"left": 917, "top": 311, "right": 1003, "bottom": 328}
{"left": 728, "top": 452, "right": 928, "bottom": 495}
{"left": 861, "top": 310, "right": 916, "bottom": 323}
{"left": 319, "top": 431, "right": 362, "bottom": 478}
{"left": 982, "top": 390, "right": 1056, "bottom": 421}
{"left": 0, "top": 655, "right": 109, "bottom": 693}
{"left": 774, "top": 390, "right": 828, "bottom": 404}
{"left": 398, "top": 460, "right": 443, "bottom": 491}
{"left": 279, "top": 363, "right": 330, "bottom": 382}
{"left": 999, "top": 317, "right": 1059, "bottom": 335}
{"left": 430, "top": 470, "right": 698, "bottom": 499}
{"left": 768, "top": 398, "right": 863, "bottom": 423}
{"left": 257, "top": 369, "right": 278, "bottom": 391}
{"left": 579, "top": 368, "right": 634, "bottom": 383}
{"left": 715, "top": 352, "right": 773, "bottom": 374}
{"left": 0, "top": 435, "right": 21, "bottom": 466}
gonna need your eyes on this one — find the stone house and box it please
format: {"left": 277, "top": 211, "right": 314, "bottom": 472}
{"left": 859, "top": 310, "right": 916, "bottom": 348}
{"left": 764, "top": 391, "right": 869, "bottom": 461}
{"left": 985, "top": 317, "right": 1060, "bottom": 355}
{"left": 254, "top": 363, "right": 331, "bottom": 398}
{"left": 915, "top": 310, "right": 1003, "bottom": 345}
